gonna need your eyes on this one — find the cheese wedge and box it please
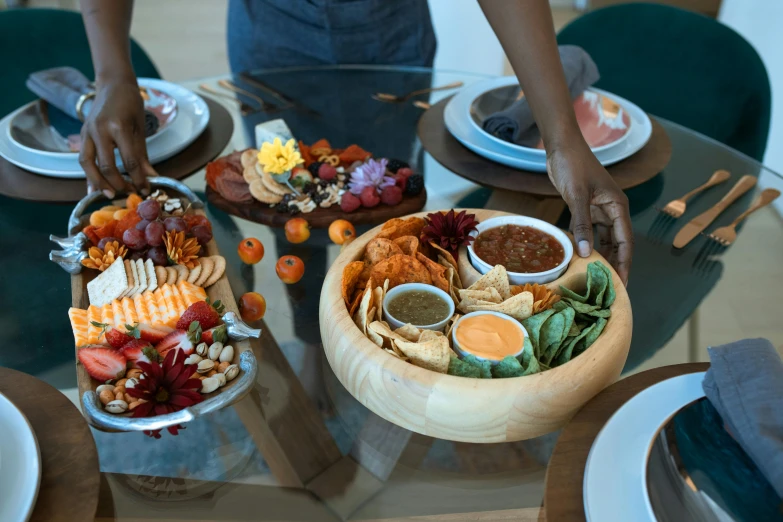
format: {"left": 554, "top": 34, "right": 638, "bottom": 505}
{"left": 134, "top": 259, "right": 147, "bottom": 296}
{"left": 111, "top": 299, "right": 126, "bottom": 329}
{"left": 169, "top": 284, "right": 188, "bottom": 317}
{"left": 144, "top": 259, "right": 157, "bottom": 292}
{"left": 142, "top": 291, "right": 163, "bottom": 328}
{"left": 121, "top": 297, "right": 138, "bottom": 326}
{"left": 133, "top": 293, "right": 151, "bottom": 325}
{"left": 68, "top": 308, "right": 90, "bottom": 346}
{"left": 86, "top": 305, "right": 103, "bottom": 344}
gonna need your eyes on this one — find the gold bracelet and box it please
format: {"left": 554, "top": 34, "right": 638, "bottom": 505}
{"left": 75, "top": 91, "right": 97, "bottom": 122}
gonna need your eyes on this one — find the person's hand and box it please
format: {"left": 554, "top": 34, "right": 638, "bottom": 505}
{"left": 79, "top": 79, "right": 156, "bottom": 197}
{"left": 546, "top": 139, "right": 633, "bottom": 285}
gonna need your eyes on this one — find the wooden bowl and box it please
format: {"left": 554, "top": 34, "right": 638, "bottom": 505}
{"left": 319, "top": 209, "right": 632, "bottom": 443}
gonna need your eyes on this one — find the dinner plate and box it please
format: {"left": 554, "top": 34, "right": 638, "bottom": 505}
{"left": 444, "top": 77, "right": 652, "bottom": 172}
{"left": 8, "top": 86, "right": 178, "bottom": 156}
{"left": 0, "top": 392, "right": 42, "bottom": 522}
{"left": 0, "top": 79, "right": 209, "bottom": 179}
{"left": 583, "top": 372, "right": 706, "bottom": 522}
{"left": 470, "top": 84, "right": 632, "bottom": 154}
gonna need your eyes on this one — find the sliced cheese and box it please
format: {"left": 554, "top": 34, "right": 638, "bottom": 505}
{"left": 142, "top": 291, "right": 163, "bottom": 328}
{"left": 160, "top": 285, "right": 179, "bottom": 327}
{"left": 121, "top": 297, "right": 138, "bottom": 326}
{"left": 133, "top": 293, "right": 151, "bottom": 325}
{"left": 169, "top": 284, "right": 188, "bottom": 318}
{"left": 86, "top": 305, "right": 103, "bottom": 344}
{"left": 68, "top": 308, "right": 89, "bottom": 346}
{"left": 111, "top": 299, "right": 126, "bottom": 329}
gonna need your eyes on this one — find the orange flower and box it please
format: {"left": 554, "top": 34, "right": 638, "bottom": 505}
{"left": 164, "top": 231, "right": 200, "bottom": 269}
{"left": 81, "top": 241, "right": 127, "bottom": 271}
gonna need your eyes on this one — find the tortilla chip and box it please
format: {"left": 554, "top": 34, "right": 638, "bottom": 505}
{"left": 370, "top": 254, "right": 431, "bottom": 290}
{"left": 459, "top": 288, "right": 502, "bottom": 304}
{"left": 467, "top": 265, "right": 511, "bottom": 300}
{"left": 463, "top": 290, "right": 534, "bottom": 321}
{"left": 364, "top": 238, "right": 404, "bottom": 266}
{"left": 342, "top": 261, "right": 366, "bottom": 306}
{"left": 462, "top": 354, "right": 492, "bottom": 379}
{"left": 444, "top": 313, "right": 461, "bottom": 339}
{"left": 512, "top": 283, "right": 561, "bottom": 313}
{"left": 353, "top": 282, "right": 374, "bottom": 334}
{"left": 415, "top": 252, "right": 449, "bottom": 292}
{"left": 439, "top": 256, "right": 463, "bottom": 289}
{"left": 375, "top": 217, "right": 427, "bottom": 241}
{"left": 348, "top": 292, "right": 362, "bottom": 317}
{"left": 419, "top": 330, "right": 444, "bottom": 342}
{"left": 447, "top": 356, "right": 482, "bottom": 378}
{"left": 429, "top": 242, "right": 458, "bottom": 273}
{"left": 373, "top": 286, "right": 384, "bottom": 321}
{"left": 393, "top": 236, "right": 420, "bottom": 256}
{"left": 394, "top": 323, "right": 421, "bottom": 342}
{"left": 369, "top": 321, "right": 413, "bottom": 346}
{"left": 491, "top": 355, "right": 525, "bottom": 378}
{"left": 384, "top": 348, "right": 408, "bottom": 361}
{"left": 392, "top": 337, "right": 450, "bottom": 373}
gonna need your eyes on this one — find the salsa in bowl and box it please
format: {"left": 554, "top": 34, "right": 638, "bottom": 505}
{"left": 383, "top": 283, "right": 455, "bottom": 332}
{"left": 467, "top": 216, "right": 573, "bottom": 284}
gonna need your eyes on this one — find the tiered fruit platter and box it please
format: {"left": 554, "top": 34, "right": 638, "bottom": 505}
{"left": 50, "top": 178, "right": 259, "bottom": 435}
{"left": 320, "top": 209, "right": 632, "bottom": 443}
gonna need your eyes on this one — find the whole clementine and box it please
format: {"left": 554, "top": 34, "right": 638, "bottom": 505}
{"left": 238, "top": 292, "right": 266, "bottom": 322}
{"left": 238, "top": 238, "right": 264, "bottom": 264}
{"left": 284, "top": 217, "right": 310, "bottom": 244}
{"left": 275, "top": 255, "right": 305, "bottom": 284}
{"left": 328, "top": 219, "right": 356, "bottom": 245}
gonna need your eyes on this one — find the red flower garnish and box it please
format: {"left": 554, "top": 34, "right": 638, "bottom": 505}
{"left": 127, "top": 348, "right": 203, "bottom": 438}
{"left": 420, "top": 209, "right": 479, "bottom": 259}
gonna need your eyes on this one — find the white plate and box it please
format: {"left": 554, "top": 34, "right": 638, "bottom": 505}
{"left": 444, "top": 77, "right": 652, "bottom": 172}
{"left": 583, "top": 372, "right": 707, "bottom": 522}
{"left": 0, "top": 392, "right": 41, "bottom": 522}
{"left": 0, "top": 79, "right": 209, "bottom": 179}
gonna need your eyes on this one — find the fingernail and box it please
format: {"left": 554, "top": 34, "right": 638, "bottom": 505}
{"left": 103, "top": 189, "right": 115, "bottom": 199}
{"left": 578, "top": 240, "right": 591, "bottom": 257}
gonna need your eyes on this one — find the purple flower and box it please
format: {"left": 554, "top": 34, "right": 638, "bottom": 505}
{"left": 348, "top": 158, "right": 396, "bottom": 195}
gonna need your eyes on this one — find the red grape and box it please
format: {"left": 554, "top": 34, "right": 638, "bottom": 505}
{"left": 145, "top": 221, "right": 166, "bottom": 247}
{"left": 130, "top": 249, "right": 147, "bottom": 261}
{"left": 122, "top": 228, "right": 147, "bottom": 250}
{"left": 136, "top": 219, "right": 151, "bottom": 231}
{"left": 164, "top": 217, "right": 187, "bottom": 233}
{"left": 191, "top": 225, "right": 213, "bottom": 246}
{"left": 146, "top": 246, "right": 168, "bottom": 266}
{"left": 97, "top": 237, "right": 119, "bottom": 249}
{"left": 137, "top": 200, "right": 160, "bottom": 221}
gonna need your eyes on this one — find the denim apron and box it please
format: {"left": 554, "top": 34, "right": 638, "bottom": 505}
{"left": 227, "top": 0, "right": 437, "bottom": 72}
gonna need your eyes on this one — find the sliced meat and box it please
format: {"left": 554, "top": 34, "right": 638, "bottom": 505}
{"left": 215, "top": 168, "right": 253, "bottom": 203}
{"left": 225, "top": 150, "right": 244, "bottom": 172}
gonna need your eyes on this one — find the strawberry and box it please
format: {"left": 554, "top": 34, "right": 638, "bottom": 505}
{"left": 120, "top": 338, "right": 162, "bottom": 368}
{"left": 126, "top": 323, "right": 173, "bottom": 344}
{"left": 78, "top": 347, "right": 127, "bottom": 382}
{"left": 155, "top": 321, "right": 202, "bottom": 358}
{"left": 175, "top": 299, "right": 225, "bottom": 331}
{"left": 92, "top": 321, "right": 137, "bottom": 349}
{"left": 201, "top": 324, "right": 228, "bottom": 345}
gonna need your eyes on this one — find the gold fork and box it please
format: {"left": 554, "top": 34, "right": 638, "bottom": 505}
{"left": 658, "top": 169, "right": 731, "bottom": 218}
{"left": 706, "top": 188, "right": 781, "bottom": 246}
{"left": 372, "top": 81, "right": 464, "bottom": 103}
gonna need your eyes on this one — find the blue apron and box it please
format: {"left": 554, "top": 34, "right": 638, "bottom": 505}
{"left": 227, "top": 0, "right": 437, "bottom": 72}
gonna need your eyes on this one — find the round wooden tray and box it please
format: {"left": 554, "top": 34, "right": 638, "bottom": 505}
{"left": 205, "top": 185, "right": 427, "bottom": 229}
{"left": 543, "top": 362, "right": 709, "bottom": 521}
{"left": 417, "top": 97, "right": 672, "bottom": 197}
{"left": 319, "top": 209, "right": 632, "bottom": 443}
{"left": 0, "top": 96, "right": 233, "bottom": 203}
{"left": 0, "top": 367, "right": 100, "bottom": 522}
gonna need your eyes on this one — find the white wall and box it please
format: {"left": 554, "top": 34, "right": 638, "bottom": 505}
{"left": 719, "top": 0, "right": 783, "bottom": 213}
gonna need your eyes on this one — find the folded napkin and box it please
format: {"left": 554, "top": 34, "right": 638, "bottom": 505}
{"left": 482, "top": 45, "right": 599, "bottom": 148}
{"left": 26, "top": 66, "right": 94, "bottom": 120}
{"left": 702, "top": 338, "right": 783, "bottom": 498}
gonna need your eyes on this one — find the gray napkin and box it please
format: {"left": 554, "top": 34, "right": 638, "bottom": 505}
{"left": 482, "top": 45, "right": 599, "bottom": 148}
{"left": 702, "top": 338, "right": 783, "bottom": 497}
{"left": 26, "top": 66, "right": 94, "bottom": 120}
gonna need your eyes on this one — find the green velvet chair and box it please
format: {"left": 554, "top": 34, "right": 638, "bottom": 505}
{"left": 0, "top": 7, "right": 160, "bottom": 118}
{"left": 557, "top": 3, "right": 771, "bottom": 161}
{"left": 0, "top": 8, "right": 159, "bottom": 383}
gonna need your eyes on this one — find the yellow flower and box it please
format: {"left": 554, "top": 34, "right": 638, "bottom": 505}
{"left": 257, "top": 138, "right": 303, "bottom": 175}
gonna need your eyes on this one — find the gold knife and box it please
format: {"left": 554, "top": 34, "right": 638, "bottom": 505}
{"left": 672, "top": 174, "right": 757, "bottom": 248}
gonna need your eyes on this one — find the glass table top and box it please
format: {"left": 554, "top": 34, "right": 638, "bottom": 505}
{"left": 1, "top": 66, "right": 781, "bottom": 521}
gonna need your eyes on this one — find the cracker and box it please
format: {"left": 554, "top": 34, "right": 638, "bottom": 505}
{"left": 144, "top": 259, "right": 157, "bottom": 292}
{"left": 202, "top": 256, "right": 225, "bottom": 287}
{"left": 87, "top": 258, "right": 129, "bottom": 307}
{"left": 240, "top": 148, "right": 259, "bottom": 169}
{"left": 155, "top": 266, "right": 168, "bottom": 287}
{"left": 261, "top": 169, "right": 292, "bottom": 196}
{"left": 165, "top": 267, "right": 178, "bottom": 286}
{"left": 249, "top": 178, "right": 283, "bottom": 204}
{"left": 195, "top": 257, "right": 214, "bottom": 287}
{"left": 123, "top": 259, "right": 138, "bottom": 297}
{"left": 173, "top": 265, "right": 189, "bottom": 283}
{"left": 186, "top": 263, "right": 202, "bottom": 284}
{"left": 134, "top": 259, "right": 147, "bottom": 296}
